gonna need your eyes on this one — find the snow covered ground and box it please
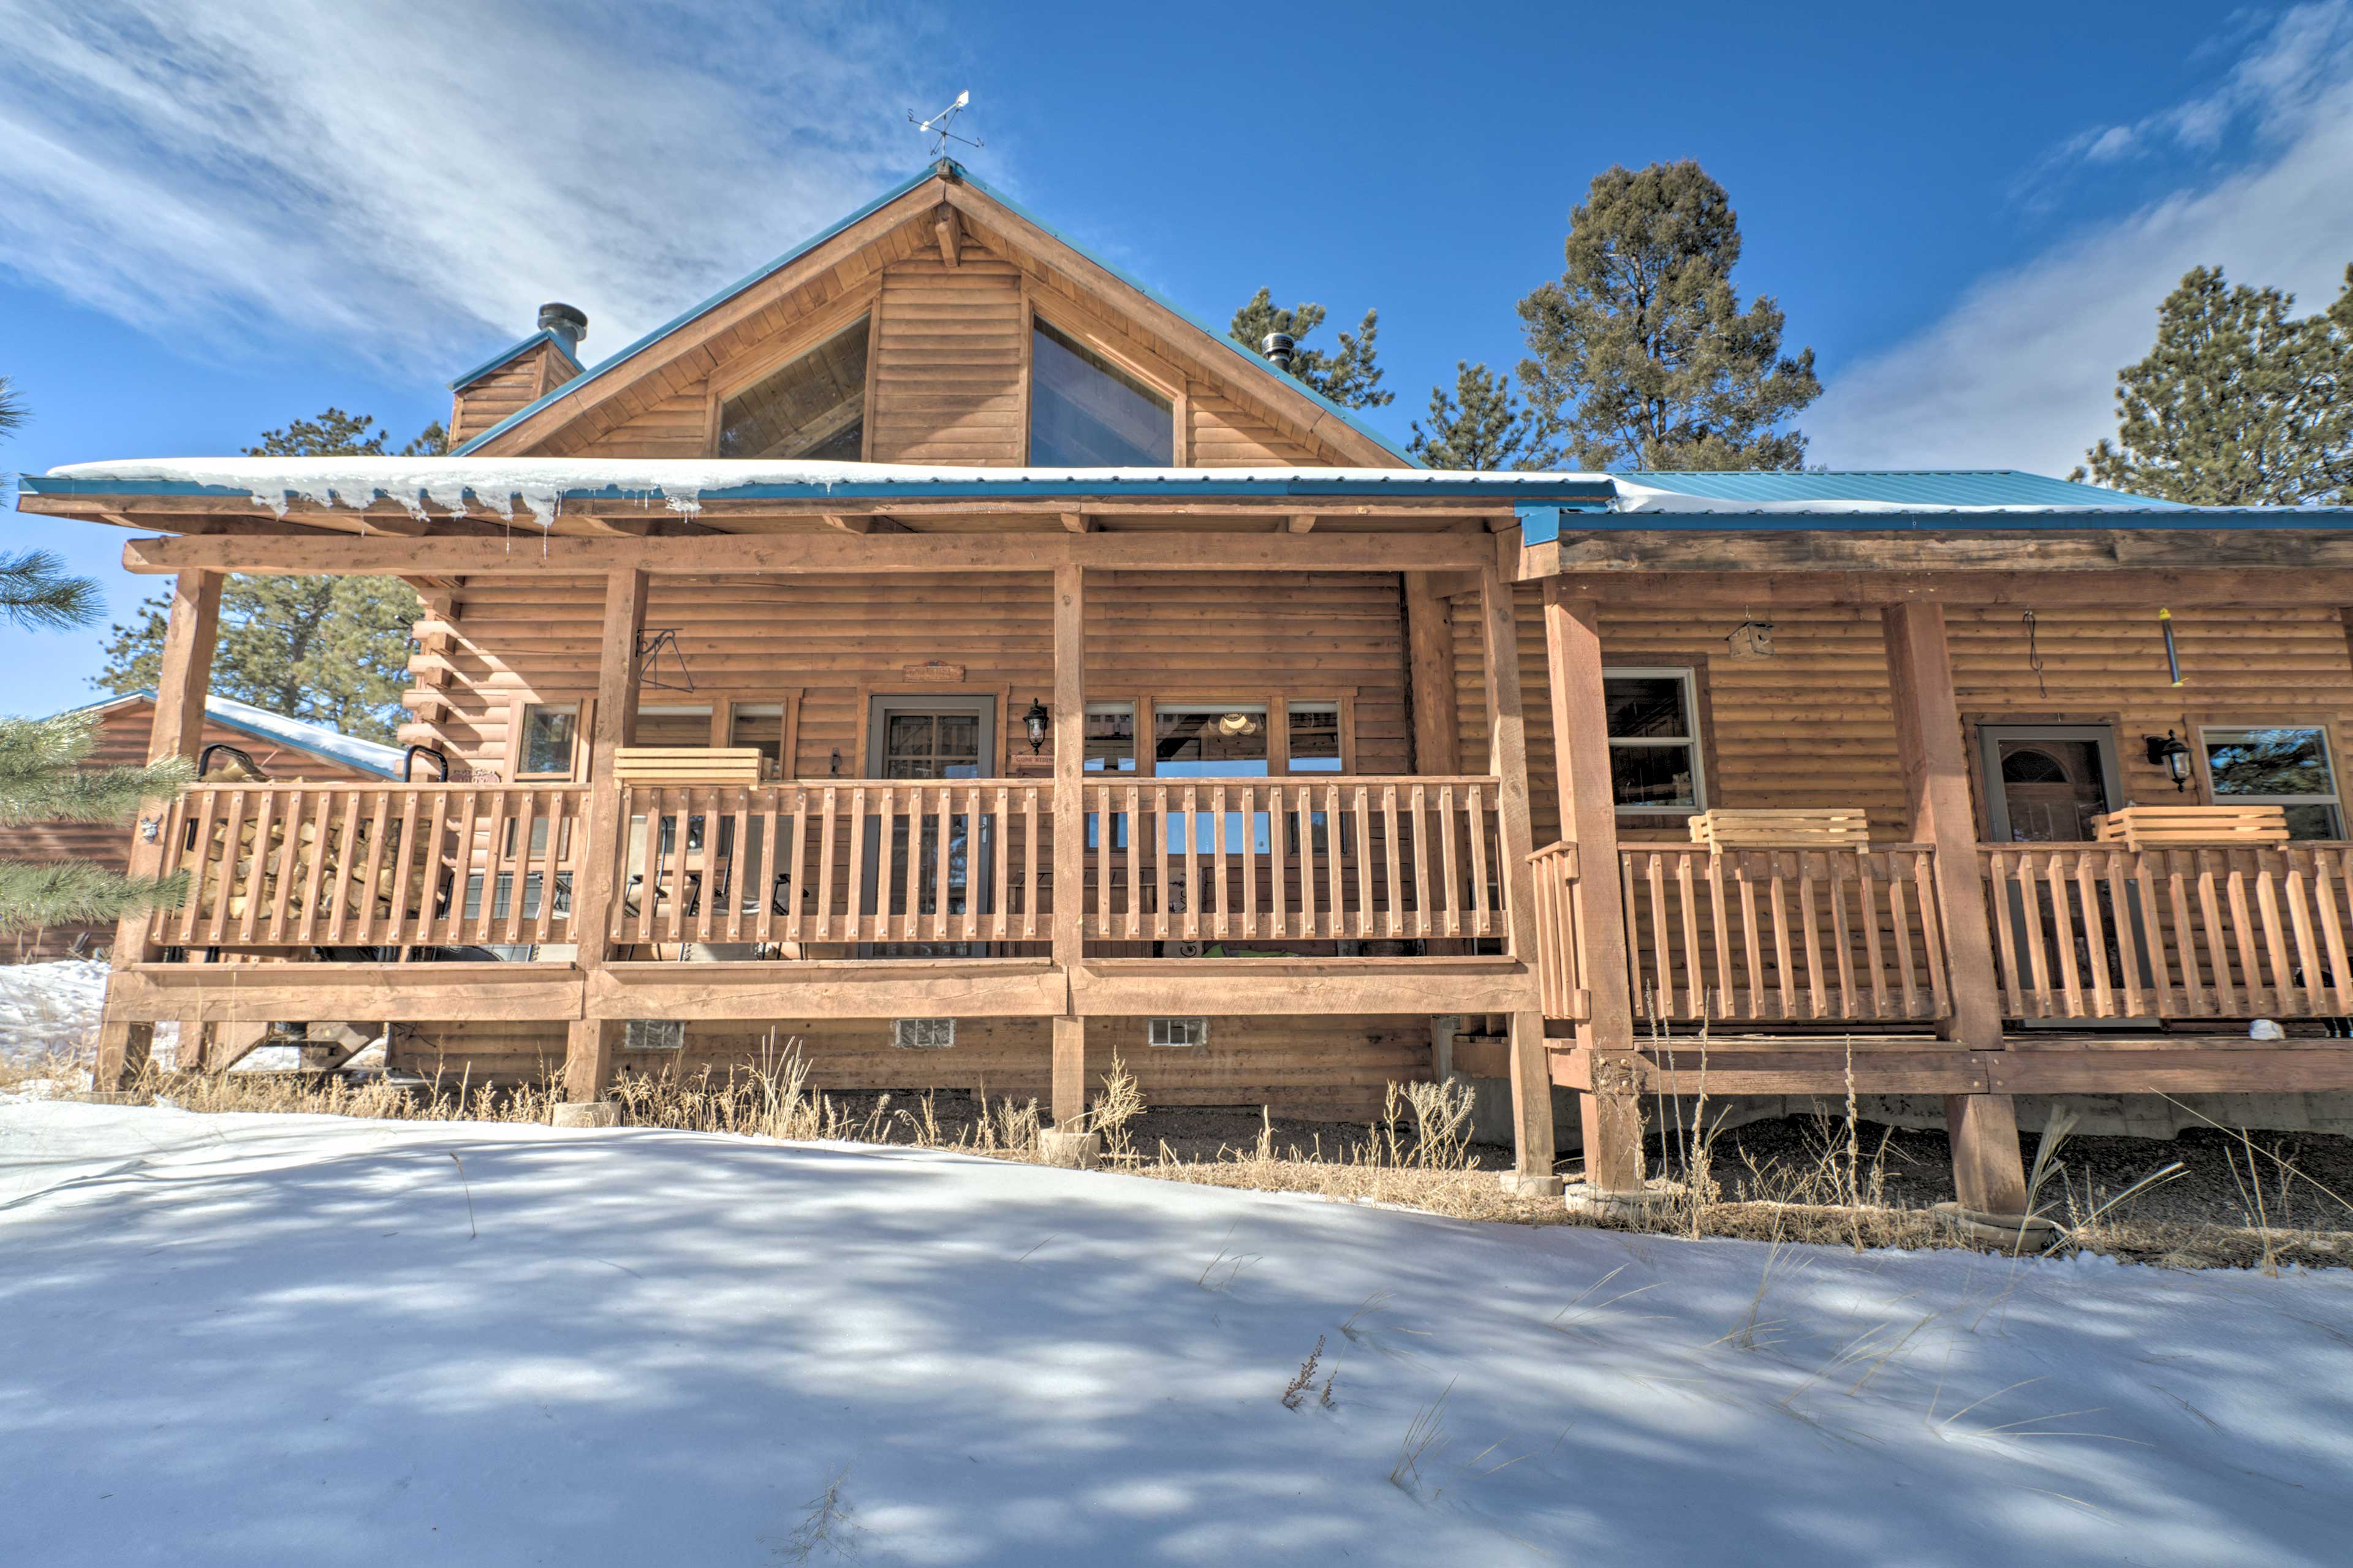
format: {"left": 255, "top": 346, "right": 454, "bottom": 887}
{"left": 0, "top": 959, "right": 109, "bottom": 1061}
{"left": 2, "top": 1101, "right": 2349, "bottom": 1567}
{"left": 0, "top": 960, "right": 299, "bottom": 1070}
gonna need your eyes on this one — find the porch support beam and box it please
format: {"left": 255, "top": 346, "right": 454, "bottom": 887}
{"left": 1050, "top": 562, "right": 1088, "bottom": 1127}
{"left": 1881, "top": 600, "right": 2029, "bottom": 1216}
{"left": 95, "top": 568, "right": 219, "bottom": 1089}
{"left": 561, "top": 566, "right": 649, "bottom": 1105}
{"left": 1476, "top": 546, "right": 1555, "bottom": 1186}
{"left": 1403, "top": 572, "right": 1460, "bottom": 776}
{"left": 1540, "top": 581, "right": 1644, "bottom": 1195}
{"left": 121, "top": 531, "right": 1499, "bottom": 577}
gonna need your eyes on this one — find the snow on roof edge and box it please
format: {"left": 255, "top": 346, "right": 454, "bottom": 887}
{"left": 48, "top": 690, "right": 403, "bottom": 778}
{"left": 33, "top": 456, "right": 2345, "bottom": 527}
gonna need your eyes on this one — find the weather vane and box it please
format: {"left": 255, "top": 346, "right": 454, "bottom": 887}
{"left": 909, "top": 91, "right": 982, "bottom": 157}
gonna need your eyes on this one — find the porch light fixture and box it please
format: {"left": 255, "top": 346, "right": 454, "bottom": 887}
{"left": 2145, "top": 730, "right": 2193, "bottom": 792}
{"left": 1218, "top": 711, "right": 1261, "bottom": 737}
{"left": 1023, "top": 697, "right": 1051, "bottom": 754}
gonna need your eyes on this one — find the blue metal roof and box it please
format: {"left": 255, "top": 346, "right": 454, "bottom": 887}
{"left": 444, "top": 328, "right": 583, "bottom": 392}
{"left": 447, "top": 160, "right": 1419, "bottom": 466}
{"left": 1607, "top": 469, "right": 2182, "bottom": 509}
{"left": 66, "top": 691, "right": 404, "bottom": 778}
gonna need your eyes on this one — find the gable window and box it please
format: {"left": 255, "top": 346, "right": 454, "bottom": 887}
{"left": 1604, "top": 668, "right": 1705, "bottom": 814}
{"left": 717, "top": 316, "right": 870, "bottom": 461}
{"left": 2200, "top": 725, "right": 2344, "bottom": 839}
{"left": 1029, "top": 318, "right": 1173, "bottom": 466}
{"left": 515, "top": 702, "right": 583, "bottom": 780}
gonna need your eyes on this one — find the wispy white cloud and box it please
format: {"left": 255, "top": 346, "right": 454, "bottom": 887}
{"left": 1813, "top": 2, "right": 2353, "bottom": 475}
{"left": 0, "top": 1, "right": 949, "bottom": 369}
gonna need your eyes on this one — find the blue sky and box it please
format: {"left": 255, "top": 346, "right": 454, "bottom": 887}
{"left": 6, "top": 0, "right": 2353, "bottom": 717}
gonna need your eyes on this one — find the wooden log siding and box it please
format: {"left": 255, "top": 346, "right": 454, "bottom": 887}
{"left": 1079, "top": 776, "right": 1507, "bottom": 945}
{"left": 402, "top": 570, "right": 1411, "bottom": 801}
{"left": 149, "top": 782, "right": 586, "bottom": 950}
{"left": 1981, "top": 841, "right": 2353, "bottom": 1021}
{"left": 1618, "top": 845, "right": 1952, "bottom": 1024}
{"left": 612, "top": 781, "right": 1047, "bottom": 948}
{"left": 1453, "top": 594, "right": 2353, "bottom": 849}
{"left": 387, "top": 1014, "right": 1438, "bottom": 1120}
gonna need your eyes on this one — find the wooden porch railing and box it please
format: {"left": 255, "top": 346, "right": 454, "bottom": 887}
{"left": 1620, "top": 845, "right": 1952, "bottom": 1023}
{"left": 1525, "top": 841, "right": 1582, "bottom": 1018}
{"left": 1078, "top": 777, "right": 1508, "bottom": 945}
{"left": 150, "top": 782, "right": 588, "bottom": 949}
{"left": 610, "top": 781, "right": 1048, "bottom": 947}
{"left": 1982, "top": 842, "right": 2353, "bottom": 1020}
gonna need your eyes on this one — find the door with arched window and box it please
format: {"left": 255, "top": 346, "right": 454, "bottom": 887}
{"left": 1977, "top": 725, "right": 2123, "bottom": 842}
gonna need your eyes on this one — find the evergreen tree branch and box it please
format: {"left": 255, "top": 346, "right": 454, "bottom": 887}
{"left": 0, "top": 863, "right": 187, "bottom": 937}
{"left": 0, "top": 550, "right": 102, "bottom": 632}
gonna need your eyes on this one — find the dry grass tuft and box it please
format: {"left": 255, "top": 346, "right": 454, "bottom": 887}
{"left": 37, "top": 1028, "right": 2347, "bottom": 1267}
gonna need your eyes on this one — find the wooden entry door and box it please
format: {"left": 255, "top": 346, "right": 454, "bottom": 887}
{"left": 1979, "top": 725, "right": 2123, "bottom": 843}
{"left": 862, "top": 696, "right": 996, "bottom": 955}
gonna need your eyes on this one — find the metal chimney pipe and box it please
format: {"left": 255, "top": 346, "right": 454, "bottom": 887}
{"left": 537, "top": 302, "right": 588, "bottom": 361}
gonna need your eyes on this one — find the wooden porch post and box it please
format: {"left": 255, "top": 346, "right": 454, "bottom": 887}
{"left": 1050, "top": 562, "right": 1088, "bottom": 1127}
{"left": 1477, "top": 552, "right": 1556, "bottom": 1184}
{"left": 1881, "top": 601, "right": 2029, "bottom": 1216}
{"left": 1540, "top": 581, "right": 1645, "bottom": 1195}
{"left": 1403, "top": 572, "right": 1460, "bottom": 776}
{"left": 94, "top": 569, "right": 221, "bottom": 1090}
{"left": 560, "top": 566, "right": 648, "bottom": 1107}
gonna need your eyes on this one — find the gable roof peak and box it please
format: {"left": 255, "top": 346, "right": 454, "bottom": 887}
{"left": 451, "top": 159, "right": 1415, "bottom": 467}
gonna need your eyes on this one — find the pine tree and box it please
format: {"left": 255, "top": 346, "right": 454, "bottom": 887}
{"left": 1409, "top": 362, "right": 1540, "bottom": 470}
{"left": 94, "top": 408, "right": 442, "bottom": 742}
{"left": 1229, "top": 290, "right": 1394, "bottom": 409}
{"left": 1515, "top": 161, "right": 1819, "bottom": 471}
{"left": 0, "top": 378, "right": 188, "bottom": 937}
{"left": 2072, "top": 263, "right": 2353, "bottom": 506}
{"left": 0, "top": 713, "right": 191, "bottom": 934}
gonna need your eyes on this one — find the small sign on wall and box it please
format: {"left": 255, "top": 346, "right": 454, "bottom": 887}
{"left": 901, "top": 661, "right": 967, "bottom": 683}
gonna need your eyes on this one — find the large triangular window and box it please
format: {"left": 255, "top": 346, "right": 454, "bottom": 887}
{"left": 716, "top": 316, "right": 870, "bottom": 461}
{"left": 1029, "top": 318, "right": 1173, "bottom": 466}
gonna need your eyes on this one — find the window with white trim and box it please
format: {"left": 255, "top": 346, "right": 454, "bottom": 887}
{"left": 1147, "top": 1017, "right": 1208, "bottom": 1048}
{"left": 2200, "top": 725, "right": 2344, "bottom": 839}
{"left": 893, "top": 1018, "right": 957, "bottom": 1050}
{"left": 515, "top": 702, "right": 582, "bottom": 780}
{"left": 1603, "top": 668, "right": 1705, "bottom": 814}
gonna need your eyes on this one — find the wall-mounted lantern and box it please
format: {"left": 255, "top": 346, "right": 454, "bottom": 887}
{"left": 1023, "top": 697, "right": 1051, "bottom": 754}
{"left": 2145, "top": 730, "right": 2193, "bottom": 792}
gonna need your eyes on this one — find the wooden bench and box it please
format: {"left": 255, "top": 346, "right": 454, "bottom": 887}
{"left": 2092, "top": 804, "right": 2289, "bottom": 850}
{"left": 612, "top": 747, "right": 765, "bottom": 786}
{"left": 1689, "top": 808, "right": 1871, "bottom": 851}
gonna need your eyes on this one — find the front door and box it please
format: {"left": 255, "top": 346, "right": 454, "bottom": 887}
{"left": 1979, "top": 725, "right": 2123, "bottom": 842}
{"left": 862, "top": 697, "right": 995, "bottom": 955}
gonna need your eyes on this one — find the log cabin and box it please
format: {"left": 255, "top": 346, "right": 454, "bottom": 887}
{"left": 21, "top": 158, "right": 2353, "bottom": 1218}
{"left": 6, "top": 692, "right": 400, "bottom": 961}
